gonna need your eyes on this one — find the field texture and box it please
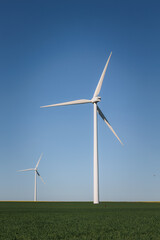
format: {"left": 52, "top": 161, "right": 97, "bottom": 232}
{"left": 0, "top": 202, "right": 160, "bottom": 240}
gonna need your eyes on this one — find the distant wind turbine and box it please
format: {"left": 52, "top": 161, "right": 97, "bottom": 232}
{"left": 17, "top": 153, "right": 45, "bottom": 201}
{"left": 41, "top": 52, "right": 123, "bottom": 204}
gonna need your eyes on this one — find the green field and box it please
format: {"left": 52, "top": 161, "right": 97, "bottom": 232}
{"left": 0, "top": 202, "right": 160, "bottom": 240}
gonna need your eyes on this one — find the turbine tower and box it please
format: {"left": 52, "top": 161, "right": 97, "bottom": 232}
{"left": 17, "top": 153, "right": 45, "bottom": 201}
{"left": 41, "top": 52, "right": 123, "bottom": 204}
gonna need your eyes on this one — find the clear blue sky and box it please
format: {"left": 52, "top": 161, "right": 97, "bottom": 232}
{"left": 0, "top": 0, "right": 160, "bottom": 201}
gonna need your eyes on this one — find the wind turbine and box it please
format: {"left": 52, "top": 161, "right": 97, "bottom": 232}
{"left": 41, "top": 52, "right": 123, "bottom": 204}
{"left": 17, "top": 153, "right": 45, "bottom": 201}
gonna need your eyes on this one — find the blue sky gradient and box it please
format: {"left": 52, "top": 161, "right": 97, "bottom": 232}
{"left": 0, "top": 0, "right": 160, "bottom": 201}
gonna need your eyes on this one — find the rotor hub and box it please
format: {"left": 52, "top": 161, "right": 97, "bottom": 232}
{"left": 91, "top": 96, "right": 101, "bottom": 103}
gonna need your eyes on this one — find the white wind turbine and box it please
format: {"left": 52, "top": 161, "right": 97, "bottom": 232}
{"left": 17, "top": 153, "right": 45, "bottom": 201}
{"left": 41, "top": 52, "right": 123, "bottom": 204}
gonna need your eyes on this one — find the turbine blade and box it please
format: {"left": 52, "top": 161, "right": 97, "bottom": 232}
{"left": 39, "top": 174, "right": 45, "bottom": 184}
{"left": 40, "top": 99, "right": 92, "bottom": 108}
{"left": 36, "top": 170, "right": 45, "bottom": 183}
{"left": 17, "top": 168, "right": 34, "bottom": 172}
{"left": 93, "top": 52, "right": 112, "bottom": 98}
{"left": 36, "top": 153, "right": 43, "bottom": 169}
{"left": 97, "top": 106, "right": 123, "bottom": 145}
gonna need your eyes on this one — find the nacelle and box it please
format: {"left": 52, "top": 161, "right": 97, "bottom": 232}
{"left": 91, "top": 96, "right": 101, "bottom": 103}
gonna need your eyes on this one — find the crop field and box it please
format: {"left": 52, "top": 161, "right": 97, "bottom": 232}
{"left": 0, "top": 202, "right": 160, "bottom": 240}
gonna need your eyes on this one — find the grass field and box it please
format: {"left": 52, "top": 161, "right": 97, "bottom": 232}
{"left": 0, "top": 202, "right": 160, "bottom": 240}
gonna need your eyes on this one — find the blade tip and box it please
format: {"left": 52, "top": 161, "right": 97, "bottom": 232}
{"left": 121, "top": 141, "right": 124, "bottom": 146}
